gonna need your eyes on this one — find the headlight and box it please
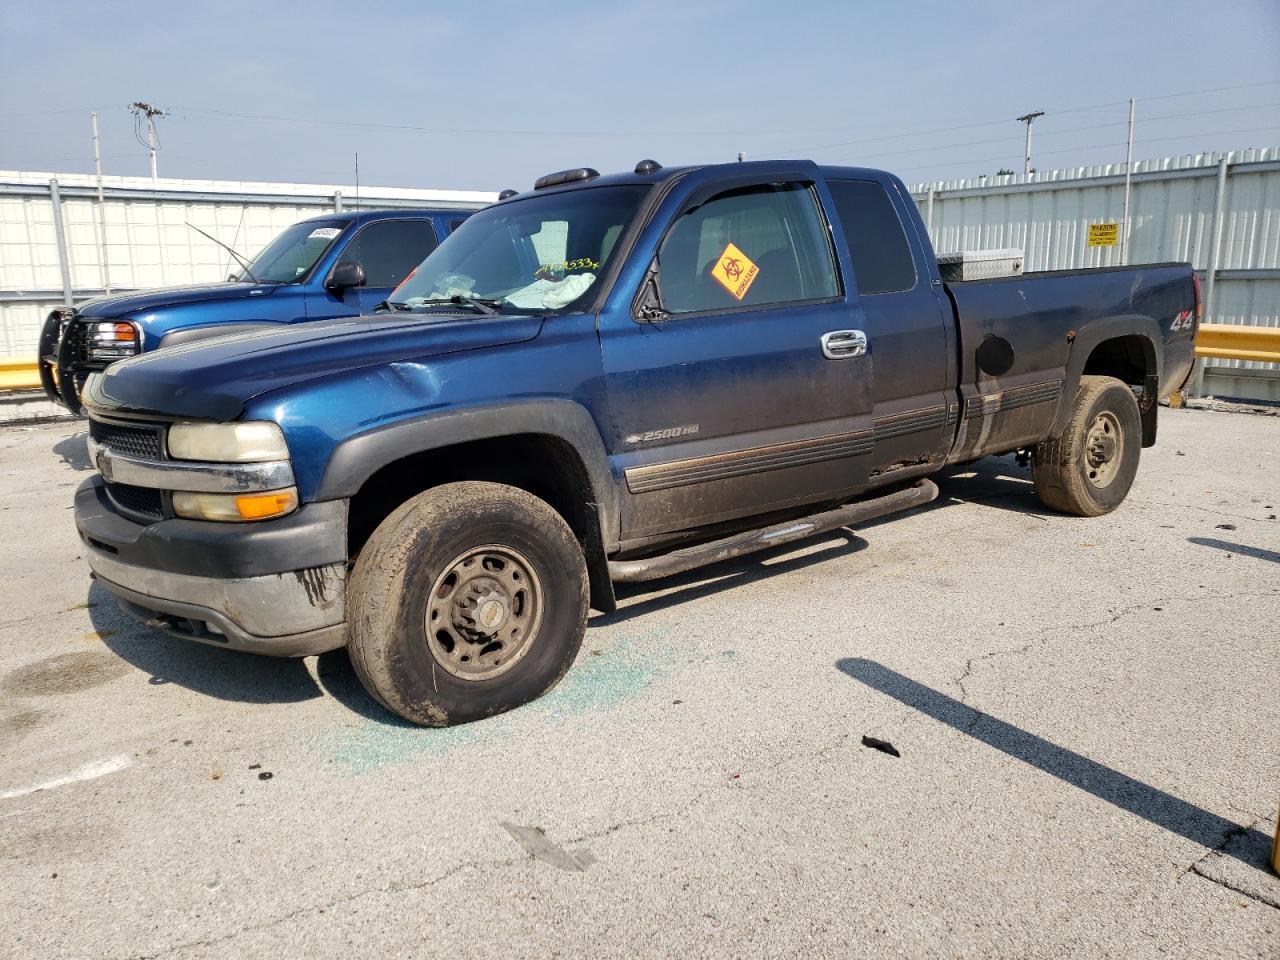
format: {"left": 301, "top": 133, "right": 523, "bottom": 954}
{"left": 173, "top": 487, "right": 299, "bottom": 522}
{"left": 168, "top": 421, "right": 289, "bottom": 462}
{"left": 86, "top": 321, "right": 141, "bottom": 362}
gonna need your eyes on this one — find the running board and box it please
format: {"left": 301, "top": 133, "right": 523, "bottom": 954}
{"left": 607, "top": 479, "right": 939, "bottom": 583}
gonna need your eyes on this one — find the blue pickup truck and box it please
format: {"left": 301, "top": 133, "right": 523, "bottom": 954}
{"left": 73, "top": 159, "right": 1198, "bottom": 726}
{"left": 39, "top": 207, "right": 479, "bottom": 412}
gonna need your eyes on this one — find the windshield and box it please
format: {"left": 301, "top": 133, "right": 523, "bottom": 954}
{"left": 236, "top": 219, "right": 347, "bottom": 283}
{"left": 390, "top": 185, "right": 650, "bottom": 313}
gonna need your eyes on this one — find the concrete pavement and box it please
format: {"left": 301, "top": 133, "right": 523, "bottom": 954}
{"left": 1, "top": 407, "right": 1277, "bottom": 958}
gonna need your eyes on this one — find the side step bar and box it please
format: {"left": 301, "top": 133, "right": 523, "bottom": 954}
{"left": 608, "top": 478, "right": 939, "bottom": 583}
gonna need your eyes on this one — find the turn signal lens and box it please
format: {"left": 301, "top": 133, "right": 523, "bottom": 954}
{"left": 172, "top": 487, "right": 298, "bottom": 522}
{"left": 235, "top": 489, "right": 299, "bottom": 520}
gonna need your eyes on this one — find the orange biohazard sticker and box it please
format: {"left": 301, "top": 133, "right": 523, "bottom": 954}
{"left": 709, "top": 242, "right": 759, "bottom": 300}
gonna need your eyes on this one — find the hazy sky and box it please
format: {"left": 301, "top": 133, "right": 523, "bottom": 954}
{"left": 2, "top": 0, "right": 1278, "bottom": 191}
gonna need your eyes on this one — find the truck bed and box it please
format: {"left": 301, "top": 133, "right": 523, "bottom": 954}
{"left": 942, "top": 262, "right": 1198, "bottom": 460}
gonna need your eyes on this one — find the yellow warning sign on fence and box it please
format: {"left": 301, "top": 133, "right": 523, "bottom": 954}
{"left": 1087, "top": 222, "right": 1119, "bottom": 247}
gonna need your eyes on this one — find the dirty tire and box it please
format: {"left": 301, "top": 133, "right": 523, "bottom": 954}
{"left": 1033, "top": 375, "right": 1140, "bottom": 516}
{"left": 347, "top": 482, "right": 588, "bottom": 726}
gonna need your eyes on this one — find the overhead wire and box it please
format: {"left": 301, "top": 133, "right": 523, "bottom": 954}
{"left": 823, "top": 102, "right": 1280, "bottom": 165}
{"left": 774, "top": 80, "right": 1280, "bottom": 156}
{"left": 888, "top": 124, "right": 1280, "bottom": 175}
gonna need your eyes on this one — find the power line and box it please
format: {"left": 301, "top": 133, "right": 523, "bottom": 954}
{"left": 822, "top": 102, "right": 1280, "bottom": 165}
{"left": 167, "top": 80, "right": 1280, "bottom": 146}
{"left": 775, "top": 80, "right": 1280, "bottom": 156}
{"left": 165, "top": 104, "right": 770, "bottom": 139}
{"left": 890, "top": 124, "right": 1280, "bottom": 176}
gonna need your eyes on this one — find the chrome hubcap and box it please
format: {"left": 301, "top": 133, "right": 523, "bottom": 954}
{"left": 1084, "top": 411, "right": 1123, "bottom": 487}
{"left": 425, "top": 546, "right": 542, "bottom": 681}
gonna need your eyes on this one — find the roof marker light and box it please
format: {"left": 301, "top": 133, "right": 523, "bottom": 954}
{"left": 533, "top": 168, "right": 600, "bottom": 190}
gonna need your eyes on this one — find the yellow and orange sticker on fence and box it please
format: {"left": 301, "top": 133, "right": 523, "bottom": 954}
{"left": 709, "top": 243, "right": 760, "bottom": 300}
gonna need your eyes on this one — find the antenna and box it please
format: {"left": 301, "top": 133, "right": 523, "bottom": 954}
{"left": 129, "top": 101, "right": 167, "bottom": 180}
{"left": 353, "top": 153, "right": 361, "bottom": 283}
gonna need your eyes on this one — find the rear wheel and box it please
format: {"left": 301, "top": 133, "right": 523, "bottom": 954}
{"left": 347, "top": 481, "right": 588, "bottom": 726}
{"left": 1032, "top": 375, "right": 1141, "bottom": 516}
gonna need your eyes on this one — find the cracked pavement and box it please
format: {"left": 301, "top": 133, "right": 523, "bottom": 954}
{"left": 2, "top": 408, "right": 1278, "bottom": 959}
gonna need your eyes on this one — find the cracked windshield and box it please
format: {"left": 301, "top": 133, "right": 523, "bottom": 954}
{"left": 390, "top": 185, "right": 649, "bottom": 313}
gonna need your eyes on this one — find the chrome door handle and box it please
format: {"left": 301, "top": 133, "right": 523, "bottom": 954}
{"left": 820, "top": 329, "right": 867, "bottom": 359}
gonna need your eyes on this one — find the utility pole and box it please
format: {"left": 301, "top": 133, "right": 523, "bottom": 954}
{"left": 1016, "top": 111, "right": 1045, "bottom": 176}
{"left": 129, "top": 101, "right": 166, "bottom": 180}
{"left": 1120, "top": 97, "right": 1136, "bottom": 265}
{"left": 91, "top": 112, "right": 111, "bottom": 293}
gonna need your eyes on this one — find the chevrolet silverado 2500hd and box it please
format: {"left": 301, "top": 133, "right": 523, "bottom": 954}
{"left": 40, "top": 207, "right": 479, "bottom": 412}
{"left": 72, "top": 159, "right": 1198, "bottom": 726}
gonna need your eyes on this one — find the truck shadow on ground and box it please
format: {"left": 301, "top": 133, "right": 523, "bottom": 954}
{"left": 87, "top": 581, "right": 435, "bottom": 725}
{"left": 52, "top": 431, "right": 92, "bottom": 472}
{"left": 87, "top": 456, "right": 1057, "bottom": 721}
{"left": 837, "top": 657, "right": 1277, "bottom": 875}
{"left": 916, "top": 455, "right": 1055, "bottom": 521}
{"left": 596, "top": 532, "right": 868, "bottom": 626}
{"left": 598, "top": 456, "right": 1052, "bottom": 627}
{"left": 89, "top": 581, "right": 325, "bottom": 706}
{"left": 1188, "top": 536, "right": 1280, "bottom": 564}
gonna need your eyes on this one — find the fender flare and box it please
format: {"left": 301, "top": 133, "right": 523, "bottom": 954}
{"left": 315, "top": 399, "right": 620, "bottom": 548}
{"left": 1048, "top": 314, "right": 1163, "bottom": 437}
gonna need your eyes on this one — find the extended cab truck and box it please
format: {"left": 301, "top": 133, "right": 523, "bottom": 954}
{"left": 72, "top": 160, "right": 1198, "bottom": 726}
{"left": 39, "top": 207, "right": 481, "bottom": 412}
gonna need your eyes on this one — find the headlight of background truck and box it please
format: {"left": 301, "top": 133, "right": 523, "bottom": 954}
{"left": 86, "top": 321, "right": 141, "bottom": 363}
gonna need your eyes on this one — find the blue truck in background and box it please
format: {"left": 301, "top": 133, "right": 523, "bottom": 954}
{"left": 72, "top": 159, "right": 1199, "bottom": 727}
{"left": 39, "top": 207, "right": 480, "bottom": 412}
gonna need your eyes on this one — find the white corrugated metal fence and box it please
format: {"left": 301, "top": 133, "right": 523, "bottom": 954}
{"left": 910, "top": 147, "right": 1280, "bottom": 400}
{"left": 0, "top": 170, "right": 495, "bottom": 357}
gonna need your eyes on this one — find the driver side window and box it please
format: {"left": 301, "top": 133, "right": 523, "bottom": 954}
{"left": 337, "top": 219, "right": 439, "bottom": 287}
{"left": 657, "top": 182, "right": 839, "bottom": 315}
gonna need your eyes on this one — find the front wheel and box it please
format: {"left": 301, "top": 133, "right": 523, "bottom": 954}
{"left": 1032, "top": 375, "right": 1141, "bottom": 517}
{"left": 346, "top": 482, "right": 589, "bottom": 726}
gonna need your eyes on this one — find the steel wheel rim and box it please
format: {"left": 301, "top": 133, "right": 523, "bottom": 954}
{"left": 1084, "top": 410, "right": 1123, "bottom": 488}
{"left": 425, "top": 545, "right": 543, "bottom": 681}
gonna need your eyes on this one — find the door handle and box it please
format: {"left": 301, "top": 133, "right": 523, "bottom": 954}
{"left": 820, "top": 329, "right": 867, "bottom": 360}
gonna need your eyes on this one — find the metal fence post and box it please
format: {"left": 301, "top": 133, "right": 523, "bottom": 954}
{"left": 925, "top": 186, "right": 936, "bottom": 237}
{"left": 1191, "top": 155, "right": 1231, "bottom": 397}
{"left": 48, "top": 179, "right": 75, "bottom": 308}
{"left": 333, "top": 190, "right": 343, "bottom": 214}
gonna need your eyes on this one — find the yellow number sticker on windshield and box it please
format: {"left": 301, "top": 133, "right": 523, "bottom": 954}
{"left": 709, "top": 243, "right": 759, "bottom": 300}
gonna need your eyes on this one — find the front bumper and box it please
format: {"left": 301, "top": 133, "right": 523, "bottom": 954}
{"left": 75, "top": 477, "right": 348, "bottom": 656}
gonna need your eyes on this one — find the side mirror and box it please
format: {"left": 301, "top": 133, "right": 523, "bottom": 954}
{"left": 325, "top": 261, "right": 366, "bottom": 293}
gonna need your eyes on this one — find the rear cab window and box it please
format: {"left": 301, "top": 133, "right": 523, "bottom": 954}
{"left": 826, "top": 179, "right": 917, "bottom": 295}
{"left": 657, "top": 181, "right": 839, "bottom": 315}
